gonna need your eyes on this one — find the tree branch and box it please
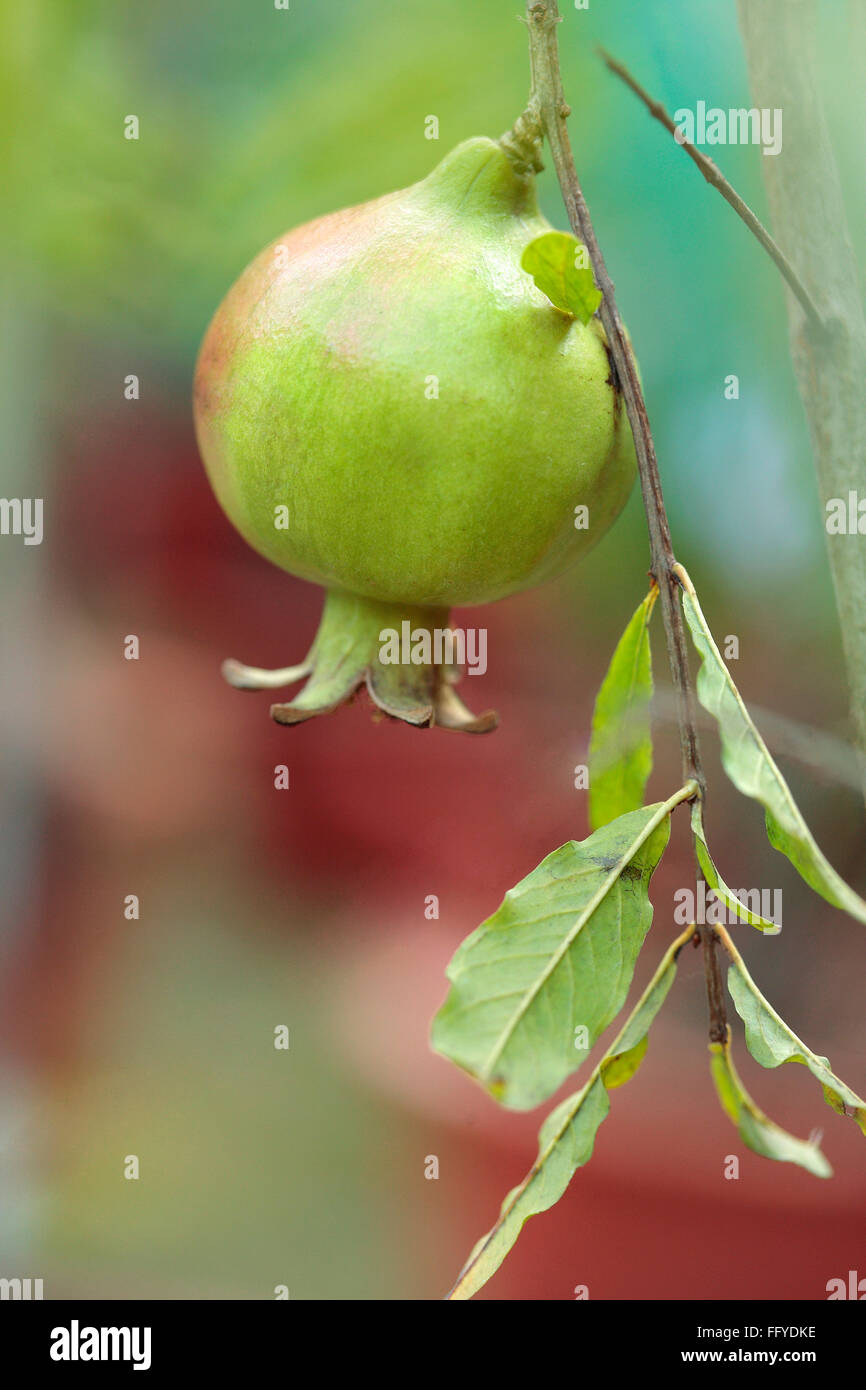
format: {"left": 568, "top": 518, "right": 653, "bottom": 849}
{"left": 522, "top": 0, "right": 725, "bottom": 1042}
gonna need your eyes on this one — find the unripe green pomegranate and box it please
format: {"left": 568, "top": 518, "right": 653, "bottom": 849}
{"left": 194, "top": 129, "right": 636, "bottom": 731}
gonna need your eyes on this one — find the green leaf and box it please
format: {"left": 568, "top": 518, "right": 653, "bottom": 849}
{"left": 679, "top": 574, "right": 866, "bottom": 925}
{"left": 719, "top": 927, "right": 866, "bottom": 1134}
{"left": 447, "top": 926, "right": 693, "bottom": 1300}
{"left": 520, "top": 230, "right": 602, "bottom": 323}
{"left": 588, "top": 588, "right": 656, "bottom": 831}
{"left": 709, "top": 1036, "right": 832, "bottom": 1178}
{"left": 691, "top": 803, "right": 781, "bottom": 934}
{"left": 432, "top": 789, "right": 692, "bottom": 1110}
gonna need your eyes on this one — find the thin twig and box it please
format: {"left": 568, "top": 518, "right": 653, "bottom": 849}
{"left": 598, "top": 47, "right": 824, "bottom": 330}
{"left": 524, "top": 1, "right": 726, "bottom": 1041}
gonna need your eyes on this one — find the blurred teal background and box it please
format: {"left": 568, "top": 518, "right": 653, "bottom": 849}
{"left": 1, "top": 0, "right": 864, "bottom": 1299}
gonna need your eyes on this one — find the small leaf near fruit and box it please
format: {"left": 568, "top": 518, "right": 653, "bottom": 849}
{"left": 521, "top": 230, "right": 603, "bottom": 322}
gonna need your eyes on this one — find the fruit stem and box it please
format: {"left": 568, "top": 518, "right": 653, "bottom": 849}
{"left": 499, "top": 102, "right": 544, "bottom": 178}
{"left": 522, "top": 0, "right": 726, "bottom": 1046}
